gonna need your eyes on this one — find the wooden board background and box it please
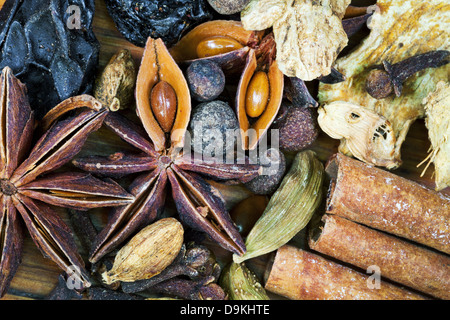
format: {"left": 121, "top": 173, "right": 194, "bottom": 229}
{"left": 1, "top": 0, "right": 448, "bottom": 300}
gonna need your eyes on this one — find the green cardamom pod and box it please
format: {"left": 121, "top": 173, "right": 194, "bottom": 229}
{"left": 220, "top": 262, "right": 270, "bottom": 300}
{"left": 233, "top": 150, "right": 324, "bottom": 263}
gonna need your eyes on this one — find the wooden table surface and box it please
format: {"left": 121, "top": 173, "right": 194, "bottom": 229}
{"left": 1, "top": 0, "right": 447, "bottom": 300}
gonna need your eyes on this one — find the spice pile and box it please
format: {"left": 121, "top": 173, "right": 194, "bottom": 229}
{"left": 0, "top": 0, "right": 448, "bottom": 300}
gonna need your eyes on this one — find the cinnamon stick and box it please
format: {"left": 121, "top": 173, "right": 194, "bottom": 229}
{"left": 325, "top": 153, "right": 450, "bottom": 254}
{"left": 309, "top": 214, "right": 450, "bottom": 299}
{"left": 264, "top": 245, "right": 426, "bottom": 300}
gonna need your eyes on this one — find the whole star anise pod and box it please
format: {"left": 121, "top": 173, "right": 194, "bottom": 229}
{"left": 72, "top": 38, "right": 262, "bottom": 264}
{"left": 0, "top": 67, "right": 134, "bottom": 297}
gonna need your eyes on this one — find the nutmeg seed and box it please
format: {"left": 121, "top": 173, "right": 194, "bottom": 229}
{"left": 150, "top": 80, "right": 177, "bottom": 133}
{"left": 196, "top": 36, "right": 244, "bottom": 58}
{"left": 245, "top": 71, "right": 270, "bottom": 118}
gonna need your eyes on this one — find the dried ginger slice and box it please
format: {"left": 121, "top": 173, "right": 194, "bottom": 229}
{"left": 241, "top": 0, "right": 350, "bottom": 81}
{"left": 419, "top": 81, "right": 450, "bottom": 191}
{"left": 318, "top": 101, "right": 396, "bottom": 168}
{"left": 318, "top": 0, "right": 450, "bottom": 169}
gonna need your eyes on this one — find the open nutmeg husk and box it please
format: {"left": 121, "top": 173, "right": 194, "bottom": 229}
{"left": 169, "top": 20, "right": 264, "bottom": 75}
{"left": 235, "top": 35, "right": 284, "bottom": 150}
{"left": 136, "top": 37, "right": 191, "bottom": 152}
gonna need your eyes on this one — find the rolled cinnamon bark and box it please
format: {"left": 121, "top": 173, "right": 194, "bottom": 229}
{"left": 309, "top": 214, "right": 450, "bottom": 299}
{"left": 264, "top": 245, "right": 426, "bottom": 300}
{"left": 325, "top": 153, "right": 450, "bottom": 254}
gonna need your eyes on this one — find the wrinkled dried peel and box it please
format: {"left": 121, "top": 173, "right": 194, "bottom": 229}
{"left": 318, "top": 0, "right": 450, "bottom": 168}
{"left": 233, "top": 150, "right": 324, "bottom": 263}
{"left": 102, "top": 218, "right": 184, "bottom": 284}
{"left": 419, "top": 81, "right": 450, "bottom": 191}
{"left": 241, "top": 0, "right": 350, "bottom": 80}
{"left": 318, "top": 101, "right": 397, "bottom": 168}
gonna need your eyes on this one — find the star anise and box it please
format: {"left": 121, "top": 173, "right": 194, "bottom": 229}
{"left": 71, "top": 38, "right": 262, "bottom": 264}
{"left": 0, "top": 67, "right": 135, "bottom": 297}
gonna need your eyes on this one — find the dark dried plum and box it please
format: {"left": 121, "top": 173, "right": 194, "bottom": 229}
{"left": 1, "top": 21, "right": 28, "bottom": 74}
{"left": 0, "top": 0, "right": 99, "bottom": 119}
{"left": 104, "top": 0, "right": 214, "bottom": 47}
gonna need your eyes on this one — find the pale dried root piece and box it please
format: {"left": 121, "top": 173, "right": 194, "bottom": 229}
{"left": 233, "top": 150, "right": 324, "bottom": 263}
{"left": 318, "top": 101, "right": 398, "bottom": 169}
{"left": 102, "top": 218, "right": 184, "bottom": 284}
{"left": 318, "top": 0, "right": 450, "bottom": 168}
{"left": 241, "top": 0, "right": 351, "bottom": 80}
{"left": 419, "top": 81, "right": 450, "bottom": 191}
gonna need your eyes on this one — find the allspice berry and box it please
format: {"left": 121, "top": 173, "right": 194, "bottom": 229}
{"left": 186, "top": 60, "right": 225, "bottom": 102}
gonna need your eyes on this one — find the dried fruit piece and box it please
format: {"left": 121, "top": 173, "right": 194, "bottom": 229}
{"left": 241, "top": 0, "right": 351, "bottom": 80}
{"left": 419, "top": 81, "right": 450, "bottom": 191}
{"left": 233, "top": 150, "right": 324, "bottom": 263}
{"left": 318, "top": 0, "right": 450, "bottom": 168}
{"left": 102, "top": 218, "right": 184, "bottom": 284}
{"left": 104, "top": 0, "right": 213, "bottom": 47}
{"left": 220, "top": 262, "right": 269, "bottom": 300}
{"left": 286, "top": 77, "right": 318, "bottom": 108}
{"left": 0, "top": 0, "right": 99, "bottom": 119}
{"left": 317, "top": 101, "right": 397, "bottom": 168}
